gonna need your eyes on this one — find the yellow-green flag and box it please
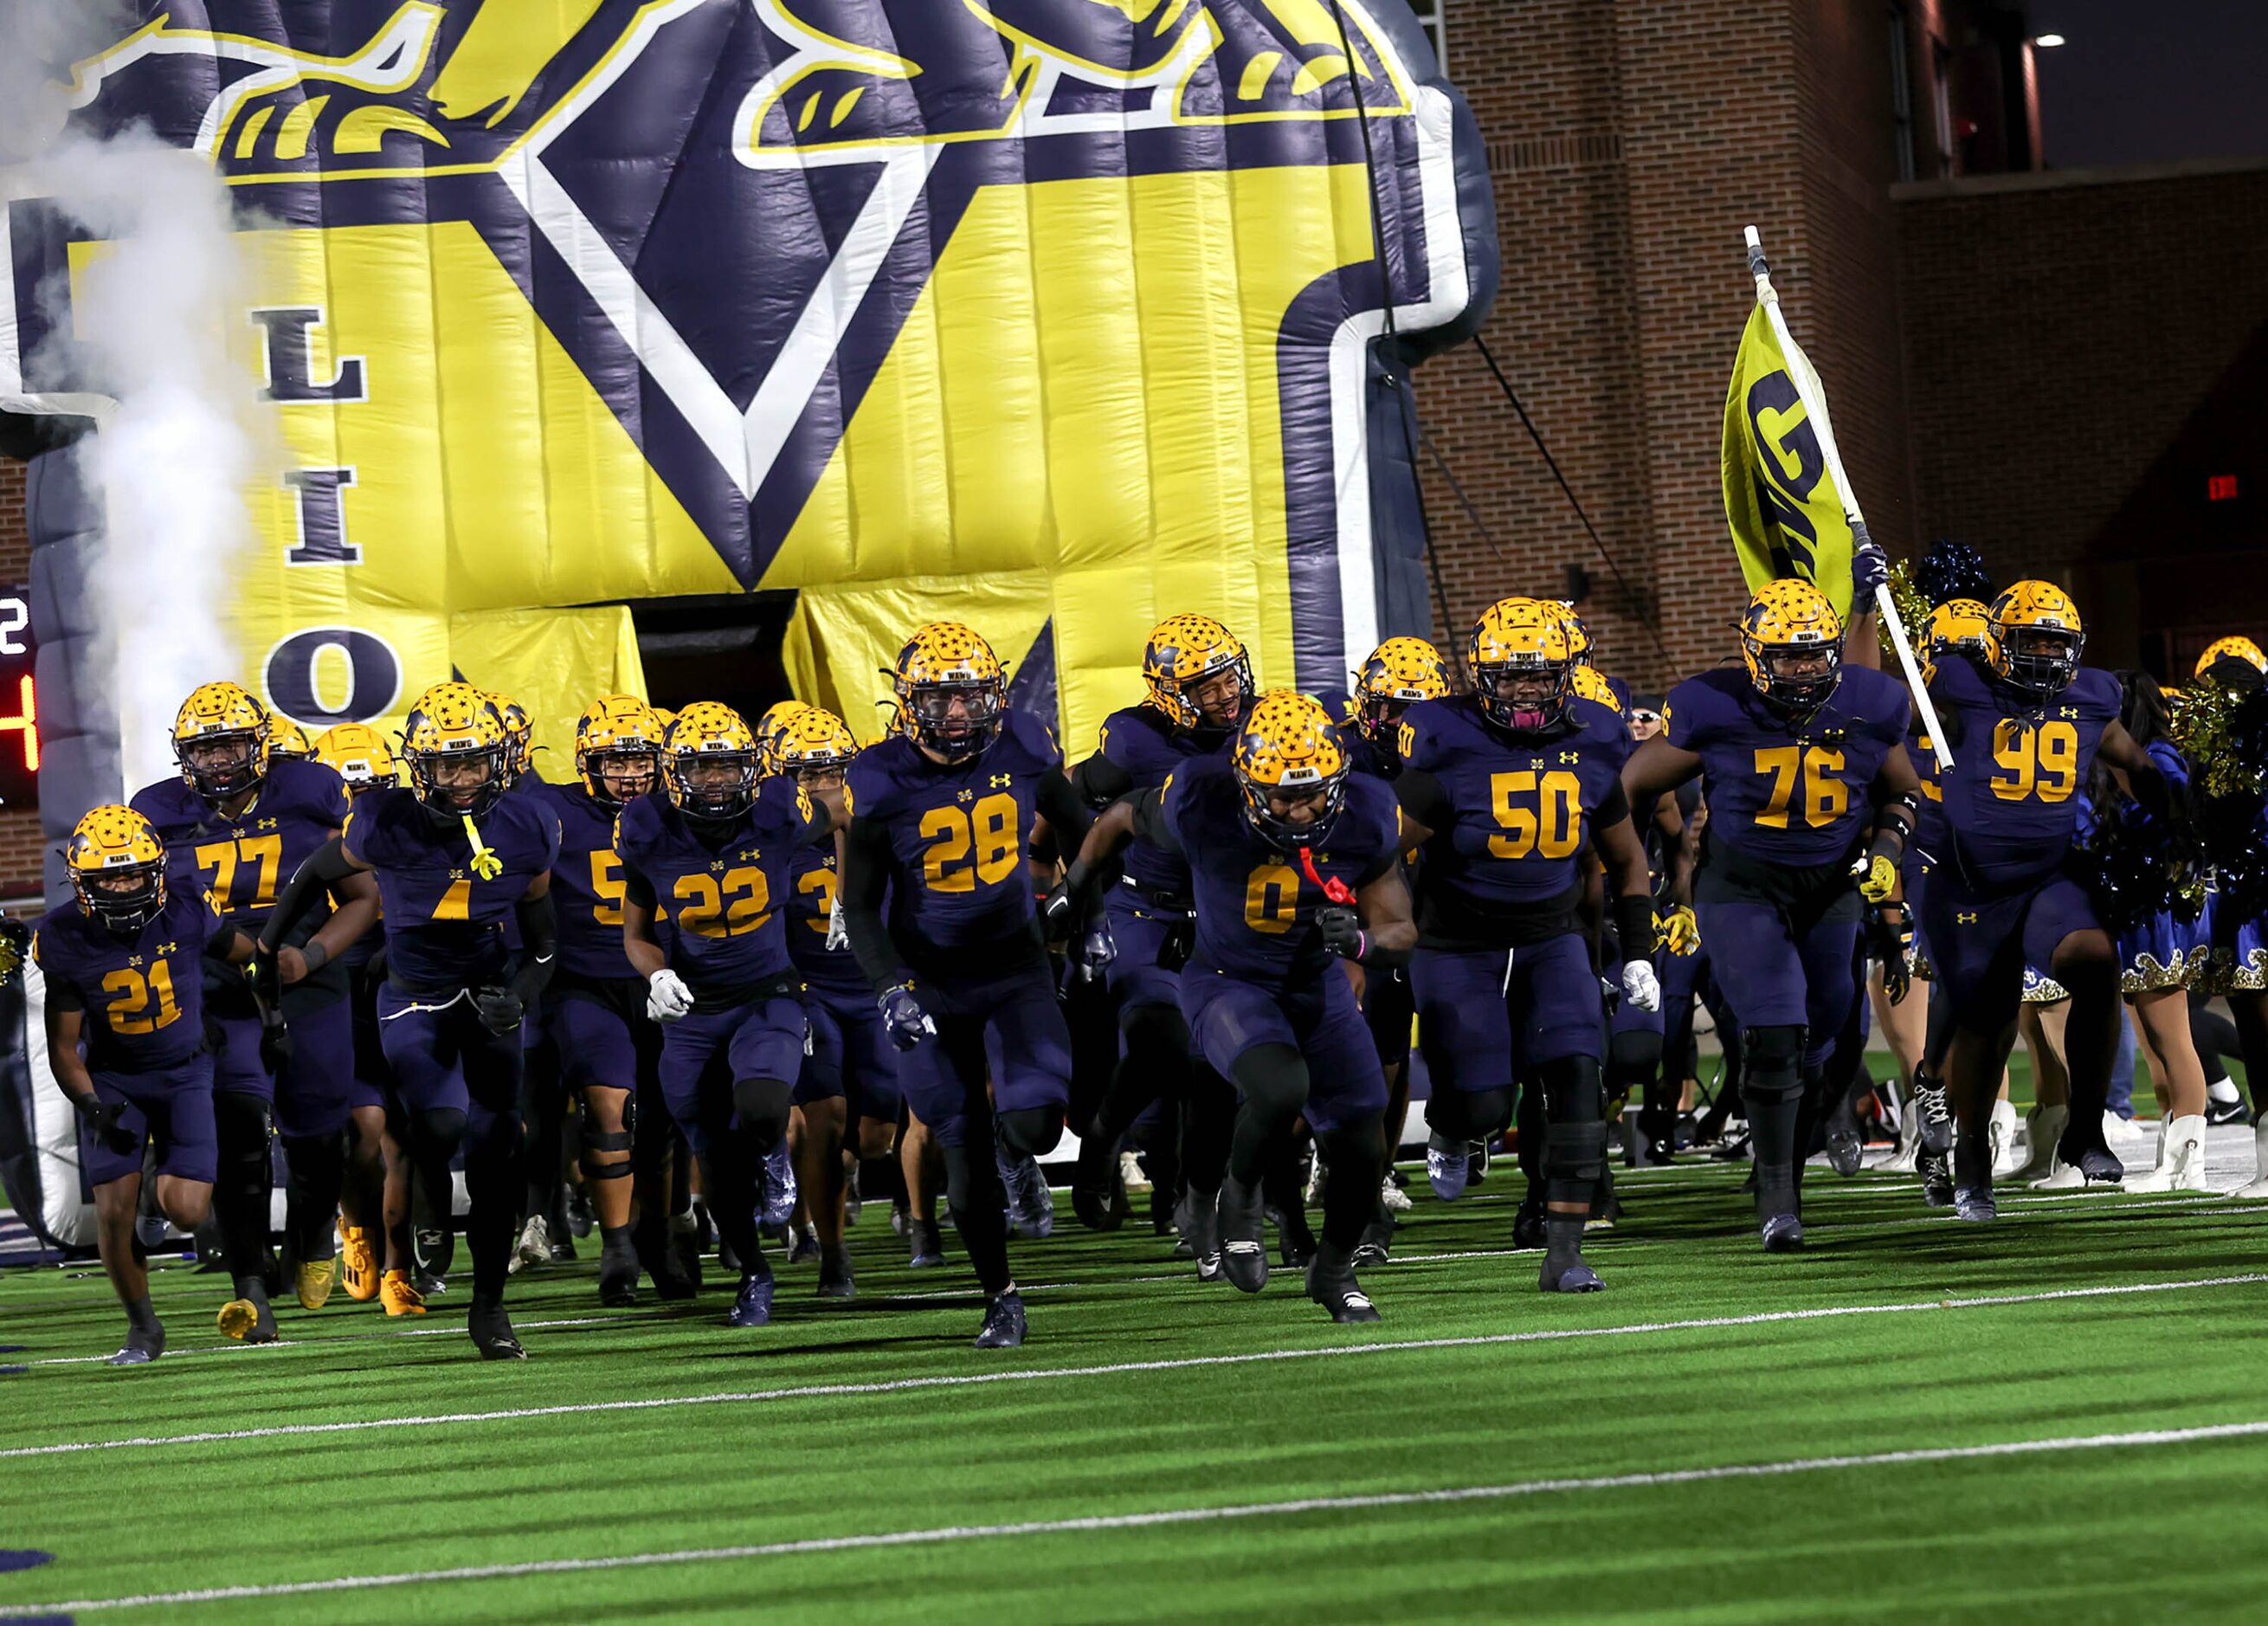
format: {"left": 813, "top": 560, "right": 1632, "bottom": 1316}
{"left": 1721, "top": 302, "right": 1856, "bottom": 620}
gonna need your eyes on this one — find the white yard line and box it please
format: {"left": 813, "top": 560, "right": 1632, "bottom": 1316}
{"left": 10, "top": 1416, "right": 2268, "bottom": 1615}
{"left": 4, "top": 1273, "right": 2262, "bottom": 1461}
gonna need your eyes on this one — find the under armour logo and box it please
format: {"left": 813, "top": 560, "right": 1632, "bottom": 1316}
{"left": 1957, "top": 912, "right": 1978, "bottom": 924}
{"left": 158, "top": 943, "right": 177, "bottom": 956}
{"left": 2059, "top": 707, "right": 2078, "bottom": 719}
{"left": 990, "top": 774, "right": 1013, "bottom": 789}
{"left": 259, "top": 818, "right": 280, "bottom": 831}
{"left": 738, "top": 848, "right": 760, "bottom": 861}
{"left": 1559, "top": 751, "right": 1579, "bottom": 764}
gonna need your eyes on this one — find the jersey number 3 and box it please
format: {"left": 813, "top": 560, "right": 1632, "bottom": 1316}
{"left": 920, "top": 794, "right": 1020, "bottom": 893}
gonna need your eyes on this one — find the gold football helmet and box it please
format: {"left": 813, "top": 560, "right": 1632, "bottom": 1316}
{"left": 770, "top": 707, "right": 860, "bottom": 788}
{"left": 1352, "top": 636, "right": 1450, "bottom": 745}
{"left": 2195, "top": 636, "right": 2266, "bottom": 679}
{"left": 1471, "top": 597, "right": 1574, "bottom": 733}
{"left": 891, "top": 622, "right": 1006, "bottom": 762}
{"left": 575, "top": 694, "right": 663, "bottom": 810}
{"left": 1739, "top": 580, "right": 1843, "bottom": 711}
{"left": 312, "top": 723, "right": 398, "bottom": 797}
{"left": 68, "top": 805, "right": 168, "bottom": 932}
{"left": 1233, "top": 690, "right": 1350, "bottom": 846}
{"left": 172, "top": 681, "right": 271, "bottom": 802}
{"left": 265, "top": 717, "right": 312, "bottom": 761}
{"left": 400, "top": 682, "right": 510, "bottom": 820}
{"left": 1983, "top": 581, "right": 2084, "bottom": 699}
{"left": 1142, "top": 615, "right": 1254, "bottom": 732}
{"left": 664, "top": 701, "right": 761, "bottom": 823}
{"left": 486, "top": 693, "right": 534, "bottom": 778}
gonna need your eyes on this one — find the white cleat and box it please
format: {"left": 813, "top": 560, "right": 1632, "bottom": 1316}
{"left": 2233, "top": 1120, "right": 2268, "bottom": 1200}
{"left": 507, "top": 1214, "right": 551, "bottom": 1274}
{"left": 1988, "top": 1098, "right": 2021, "bottom": 1178}
{"left": 2028, "top": 1154, "right": 2087, "bottom": 1190}
{"left": 1379, "top": 1173, "right": 1413, "bottom": 1214}
{"left": 2010, "top": 1104, "right": 2067, "bottom": 1184}
{"left": 1118, "top": 1151, "right": 1153, "bottom": 1196}
{"left": 2126, "top": 1114, "right": 2209, "bottom": 1194}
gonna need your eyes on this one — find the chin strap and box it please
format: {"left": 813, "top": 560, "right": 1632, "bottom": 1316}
{"left": 461, "top": 814, "right": 504, "bottom": 880}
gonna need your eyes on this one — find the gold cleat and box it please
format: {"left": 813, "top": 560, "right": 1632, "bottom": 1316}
{"left": 379, "top": 1269, "right": 427, "bottom": 1317}
{"left": 295, "top": 1257, "right": 337, "bottom": 1310}
{"left": 216, "top": 1296, "right": 276, "bottom": 1342}
{"left": 339, "top": 1224, "right": 379, "bottom": 1302}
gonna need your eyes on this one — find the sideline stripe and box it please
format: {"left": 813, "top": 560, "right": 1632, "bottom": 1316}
{"left": 3, "top": 1272, "right": 2261, "bottom": 1461}
{"left": 10, "top": 1417, "right": 2268, "bottom": 1615}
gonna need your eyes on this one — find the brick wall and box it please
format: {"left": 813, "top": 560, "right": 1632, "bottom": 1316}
{"left": 0, "top": 460, "right": 43, "bottom": 902}
{"left": 1896, "top": 160, "right": 2268, "bottom": 672}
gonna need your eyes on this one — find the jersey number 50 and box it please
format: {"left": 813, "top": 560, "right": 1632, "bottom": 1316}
{"left": 1487, "top": 770, "right": 1582, "bottom": 860}
{"left": 920, "top": 794, "right": 1020, "bottom": 893}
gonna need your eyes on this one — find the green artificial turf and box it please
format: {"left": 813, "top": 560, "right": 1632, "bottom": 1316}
{"left": 3, "top": 1152, "right": 2267, "bottom": 1624}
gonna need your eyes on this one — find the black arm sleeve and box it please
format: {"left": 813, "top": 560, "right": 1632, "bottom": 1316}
{"left": 622, "top": 861, "right": 656, "bottom": 911}
{"left": 841, "top": 815, "right": 915, "bottom": 996}
{"left": 47, "top": 973, "right": 85, "bottom": 1014}
{"left": 1126, "top": 787, "right": 1177, "bottom": 853}
{"left": 1613, "top": 893, "right": 1657, "bottom": 961}
{"left": 508, "top": 892, "right": 557, "bottom": 1003}
{"left": 1395, "top": 769, "right": 1454, "bottom": 835}
{"left": 204, "top": 924, "right": 252, "bottom": 965}
{"left": 1590, "top": 778, "right": 1632, "bottom": 836}
{"left": 261, "top": 836, "right": 360, "bottom": 952}
{"left": 1071, "top": 752, "right": 1134, "bottom": 809}
{"left": 1035, "top": 770, "right": 1093, "bottom": 853}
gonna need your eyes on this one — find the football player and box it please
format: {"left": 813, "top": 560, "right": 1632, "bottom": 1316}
{"left": 262, "top": 683, "right": 560, "bottom": 1358}
{"left": 265, "top": 718, "right": 312, "bottom": 760}
{"left": 1920, "top": 584, "right": 2171, "bottom": 1215}
{"left": 838, "top": 623, "right": 1094, "bottom": 1348}
{"left": 308, "top": 722, "right": 401, "bottom": 1307}
{"left": 1067, "top": 692, "right": 1414, "bottom": 1321}
{"left": 1623, "top": 582, "right": 1920, "bottom": 1251}
{"left": 776, "top": 708, "right": 899, "bottom": 1297}
{"left": 1390, "top": 600, "right": 1658, "bottom": 1292}
{"left": 132, "top": 682, "right": 379, "bottom": 1340}
{"left": 1063, "top": 615, "right": 1253, "bottom": 1249}
{"left": 616, "top": 702, "right": 840, "bottom": 1329}
{"left": 527, "top": 695, "right": 684, "bottom": 1305}
{"left": 35, "top": 809, "right": 262, "bottom": 1364}
{"left": 489, "top": 694, "right": 537, "bottom": 789}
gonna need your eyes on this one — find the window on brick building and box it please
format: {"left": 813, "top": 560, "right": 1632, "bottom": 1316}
{"left": 1408, "top": 0, "right": 1446, "bottom": 72}
{"left": 1888, "top": 4, "right": 1917, "bottom": 183}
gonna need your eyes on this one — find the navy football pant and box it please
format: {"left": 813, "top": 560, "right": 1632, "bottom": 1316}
{"left": 657, "top": 997, "right": 803, "bottom": 1273}
{"left": 80, "top": 1057, "right": 217, "bottom": 1187}
{"left": 377, "top": 988, "right": 527, "bottom": 1297}
{"left": 1695, "top": 900, "right": 1859, "bottom": 1072}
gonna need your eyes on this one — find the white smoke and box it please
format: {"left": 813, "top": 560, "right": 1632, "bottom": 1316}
{"left": 2, "top": 1, "right": 274, "bottom": 801}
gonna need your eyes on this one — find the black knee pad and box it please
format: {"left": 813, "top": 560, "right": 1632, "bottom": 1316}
{"left": 1540, "top": 1055, "right": 1607, "bottom": 1122}
{"left": 1228, "top": 1043, "right": 1309, "bottom": 1125}
{"left": 1118, "top": 1001, "right": 1189, "bottom": 1061}
{"left": 731, "top": 1077, "right": 794, "bottom": 1150}
{"left": 997, "top": 1106, "right": 1062, "bottom": 1158}
{"left": 414, "top": 1107, "right": 468, "bottom": 1154}
{"left": 1742, "top": 1025, "right": 1807, "bottom": 1100}
{"left": 1606, "top": 1029, "right": 1662, "bottom": 1087}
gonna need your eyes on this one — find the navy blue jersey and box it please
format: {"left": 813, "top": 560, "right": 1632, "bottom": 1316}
{"left": 787, "top": 842, "right": 867, "bottom": 996}
{"left": 532, "top": 781, "right": 639, "bottom": 981}
{"left": 846, "top": 710, "right": 1061, "bottom": 953}
{"left": 615, "top": 778, "right": 826, "bottom": 1002}
{"left": 343, "top": 788, "right": 561, "bottom": 989}
{"left": 1147, "top": 756, "right": 1400, "bottom": 992}
{"left": 132, "top": 758, "right": 351, "bottom": 942}
{"left": 1092, "top": 705, "right": 1221, "bottom": 898}
{"left": 1928, "top": 656, "right": 2118, "bottom": 887}
{"left": 1396, "top": 695, "right": 1631, "bottom": 906}
{"left": 35, "top": 886, "right": 231, "bottom": 1072}
{"left": 1665, "top": 666, "right": 1910, "bottom": 867}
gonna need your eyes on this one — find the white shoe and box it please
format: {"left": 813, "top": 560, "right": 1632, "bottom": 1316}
{"left": 1988, "top": 1099, "right": 2021, "bottom": 1178}
{"left": 2127, "top": 1114, "right": 2210, "bottom": 1193}
{"left": 1881, "top": 1100, "right": 1921, "bottom": 1173}
{"left": 2103, "top": 1110, "right": 2150, "bottom": 1146}
{"left": 507, "top": 1214, "right": 550, "bottom": 1274}
{"left": 2233, "top": 1121, "right": 2268, "bottom": 1199}
{"left": 2029, "top": 1154, "right": 2087, "bottom": 1190}
{"left": 2011, "top": 1104, "right": 2067, "bottom": 1184}
{"left": 1118, "top": 1151, "right": 1153, "bottom": 1196}
{"left": 1379, "top": 1174, "right": 1413, "bottom": 1213}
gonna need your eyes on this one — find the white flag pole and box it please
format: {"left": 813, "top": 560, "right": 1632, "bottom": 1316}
{"left": 1742, "top": 225, "right": 1950, "bottom": 769}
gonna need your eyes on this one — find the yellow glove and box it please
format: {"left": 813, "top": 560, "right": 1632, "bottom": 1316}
{"left": 1853, "top": 852, "right": 1898, "bottom": 904}
{"left": 1654, "top": 905, "right": 1700, "bottom": 958}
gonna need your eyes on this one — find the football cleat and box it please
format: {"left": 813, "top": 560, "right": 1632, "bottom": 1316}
{"left": 1539, "top": 1217, "right": 1602, "bottom": 1293}
{"left": 817, "top": 1245, "right": 856, "bottom": 1300}
{"left": 294, "top": 1257, "right": 336, "bottom": 1311}
{"left": 468, "top": 1295, "right": 525, "bottom": 1360}
{"left": 1954, "top": 1185, "right": 1998, "bottom": 1223}
{"left": 1760, "top": 1212, "right": 1805, "bottom": 1253}
{"left": 338, "top": 1224, "right": 379, "bottom": 1303}
{"left": 1352, "top": 1214, "right": 1394, "bottom": 1268}
{"left": 108, "top": 1320, "right": 166, "bottom": 1366}
{"left": 996, "top": 1143, "right": 1053, "bottom": 1240}
{"left": 1425, "top": 1132, "right": 1474, "bottom": 1201}
{"left": 727, "top": 1260, "right": 776, "bottom": 1328}
{"left": 1070, "top": 1132, "right": 1124, "bottom": 1232}
{"left": 975, "top": 1289, "right": 1028, "bottom": 1350}
{"left": 1182, "top": 1186, "right": 1222, "bottom": 1283}
{"left": 1378, "top": 1172, "right": 1411, "bottom": 1214}
{"left": 217, "top": 1293, "right": 277, "bottom": 1343}
{"left": 598, "top": 1229, "right": 641, "bottom": 1307}
{"left": 508, "top": 1214, "right": 551, "bottom": 1274}
{"left": 2071, "top": 1145, "right": 2125, "bottom": 1186}
{"left": 908, "top": 1217, "right": 945, "bottom": 1268}
{"left": 1275, "top": 1204, "right": 1317, "bottom": 1272}
{"left": 1824, "top": 1091, "right": 1865, "bottom": 1177}
{"left": 788, "top": 1225, "right": 821, "bottom": 1266}
{"left": 2205, "top": 1094, "right": 2251, "bottom": 1127}
{"left": 758, "top": 1145, "right": 800, "bottom": 1229}
{"left": 1215, "top": 1175, "right": 1269, "bottom": 1293}
{"left": 379, "top": 1270, "right": 427, "bottom": 1316}
{"left": 1305, "top": 1249, "right": 1380, "bottom": 1324}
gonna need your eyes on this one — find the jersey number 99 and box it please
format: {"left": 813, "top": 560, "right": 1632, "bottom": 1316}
{"left": 919, "top": 794, "right": 1020, "bottom": 893}
{"left": 1989, "top": 720, "right": 2079, "bottom": 803}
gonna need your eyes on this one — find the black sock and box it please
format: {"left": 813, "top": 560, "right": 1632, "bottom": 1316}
{"left": 126, "top": 1294, "right": 161, "bottom": 1333}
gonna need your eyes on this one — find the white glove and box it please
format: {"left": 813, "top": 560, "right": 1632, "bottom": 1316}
{"left": 646, "top": 968, "right": 695, "bottom": 1023}
{"left": 1621, "top": 959, "right": 1660, "bottom": 1014}
{"left": 825, "top": 894, "right": 848, "bottom": 952}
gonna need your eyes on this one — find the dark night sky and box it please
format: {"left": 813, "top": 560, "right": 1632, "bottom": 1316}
{"left": 2031, "top": 0, "right": 2268, "bottom": 168}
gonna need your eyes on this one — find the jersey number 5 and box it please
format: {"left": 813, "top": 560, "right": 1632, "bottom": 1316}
{"left": 1752, "top": 746, "right": 1847, "bottom": 829}
{"left": 1487, "top": 770, "right": 1582, "bottom": 860}
{"left": 919, "top": 794, "right": 1020, "bottom": 893}
{"left": 1989, "top": 720, "right": 2079, "bottom": 803}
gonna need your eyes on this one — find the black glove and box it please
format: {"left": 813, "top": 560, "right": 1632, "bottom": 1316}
{"left": 72, "top": 1091, "right": 135, "bottom": 1152}
{"left": 474, "top": 986, "right": 525, "bottom": 1035}
{"left": 1852, "top": 537, "right": 1889, "bottom": 599}
{"left": 1865, "top": 904, "right": 1913, "bottom": 1006}
{"left": 878, "top": 984, "right": 934, "bottom": 1051}
{"left": 259, "top": 1010, "right": 293, "bottom": 1073}
{"left": 1316, "top": 904, "right": 1367, "bottom": 961}
{"left": 249, "top": 945, "right": 284, "bottom": 1010}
